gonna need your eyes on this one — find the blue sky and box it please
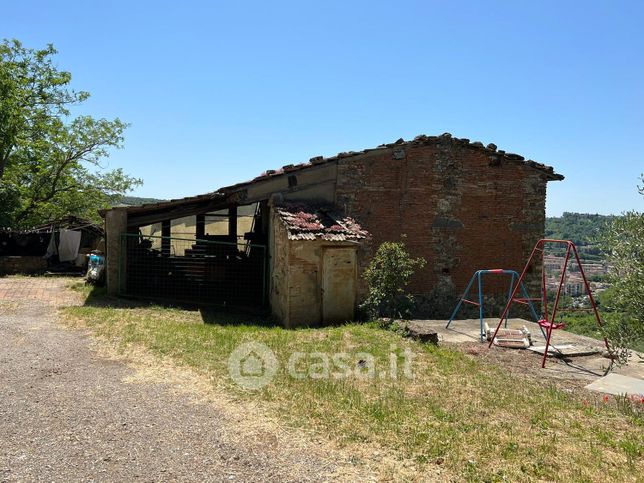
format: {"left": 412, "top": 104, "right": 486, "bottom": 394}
{"left": 3, "top": 0, "right": 643, "bottom": 216}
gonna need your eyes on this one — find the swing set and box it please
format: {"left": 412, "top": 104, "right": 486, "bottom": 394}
{"left": 446, "top": 269, "right": 543, "bottom": 342}
{"left": 487, "top": 239, "right": 610, "bottom": 368}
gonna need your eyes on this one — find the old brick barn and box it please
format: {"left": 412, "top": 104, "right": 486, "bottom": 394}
{"left": 101, "top": 133, "right": 563, "bottom": 327}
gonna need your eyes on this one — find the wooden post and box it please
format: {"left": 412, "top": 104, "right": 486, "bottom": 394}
{"left": 162, "top": 220, "right": 171, "bottom": 256}
{"left": 228, "top": 206, "right": 237, "bottom": 242}
{"left": 196, "top": 214, "right": 205, "bottom": 240}
{"left": 260, "top": 201, "right": 269, "bottom": 234}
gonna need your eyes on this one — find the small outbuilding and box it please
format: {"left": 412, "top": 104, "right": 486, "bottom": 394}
{"left": 271, "top": 202, "right": 368, "bottom": 327}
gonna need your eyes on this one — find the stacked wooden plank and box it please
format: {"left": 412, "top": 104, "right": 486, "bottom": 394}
{"left": 485, "top": 323, "right": 532, "bottom": 349}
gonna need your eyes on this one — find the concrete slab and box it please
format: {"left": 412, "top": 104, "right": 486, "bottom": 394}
{"left": 528, "top": 345, "right": 600, "bottom": 357}
{"left": 410, "top": 318, "right": 644, "bottom": 382}
{"left": 585, "top": 373, "right": 644, "bottom": 396}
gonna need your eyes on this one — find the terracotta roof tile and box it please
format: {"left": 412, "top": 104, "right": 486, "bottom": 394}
{"left": 241, "top": 133, "right": 563, "bottom": 186}
{"left": 276, "top": 203, "right": 369, "bottom": 241}
{"left": 104, "top": 133, "right": 563, "bottom": 217}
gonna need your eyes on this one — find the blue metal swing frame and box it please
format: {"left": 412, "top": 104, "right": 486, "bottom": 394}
{"left": 445, "top": 269, "right": 543, "bottom": 342}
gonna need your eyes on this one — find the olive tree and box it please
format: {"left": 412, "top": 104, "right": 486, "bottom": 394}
{"left": 600, "top": 175, "right": 644, "bottom": 363}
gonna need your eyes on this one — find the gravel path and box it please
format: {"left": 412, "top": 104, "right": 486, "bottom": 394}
{"left": 0, "top": 278, "right": 350, "bottom": 482}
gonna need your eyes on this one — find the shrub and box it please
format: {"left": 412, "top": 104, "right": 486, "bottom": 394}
{"left": 361, "top": 239, "right": 426, "bottom": 324}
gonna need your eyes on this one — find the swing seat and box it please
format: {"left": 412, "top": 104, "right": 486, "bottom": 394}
{"left": 538, "top": 319, "right": 565, "bottom": 330}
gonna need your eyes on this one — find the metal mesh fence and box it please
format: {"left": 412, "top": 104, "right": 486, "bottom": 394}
{"left": 119, "top": 234, "right": 267, "bottom": 308}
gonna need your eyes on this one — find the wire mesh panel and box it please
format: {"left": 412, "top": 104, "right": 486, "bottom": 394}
{"left": 119, "top": 234, "right": 267, "bottom": 308}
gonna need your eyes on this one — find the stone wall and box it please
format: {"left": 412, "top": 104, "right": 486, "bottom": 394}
{"left": 104, "top": 208, "right": 128, "bottom": 295}
{"left": 269, "top": 210, "right": 290, "bottom": 324}
{"left": 0, "top": 256, "right": 47, "bottom": 275}
{"left": 335, "top": 134, "right": 552, "bottom": 317}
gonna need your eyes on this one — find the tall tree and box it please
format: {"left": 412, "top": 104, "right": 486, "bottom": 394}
{"left": 0, "top": 39, "right": 140, "bottom": 227}
{"left": 600, "top": 175, "right": 644, "bottom": 361}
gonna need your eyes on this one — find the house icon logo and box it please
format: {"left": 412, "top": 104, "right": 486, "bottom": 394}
{"left": 228, "top": 342, "right": 279, "bottom": 390}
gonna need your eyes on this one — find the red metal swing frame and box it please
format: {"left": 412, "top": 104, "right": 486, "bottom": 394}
{"left": 488, "top": 239, "right": 610, "bottom": 367}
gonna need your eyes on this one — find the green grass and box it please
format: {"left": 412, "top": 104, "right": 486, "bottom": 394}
{"left": 62, "top": 289, "right": 643, "bottom": 481}
{"left": 562, "top": 312, "right": 644, "bottom": 353}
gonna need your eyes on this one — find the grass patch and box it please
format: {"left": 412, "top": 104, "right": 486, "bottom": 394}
{"left": 562, "top": 312, "right": 644, "bottom": 353}
{"left": 62, "top": 292, "right": 643, "bottom": 481}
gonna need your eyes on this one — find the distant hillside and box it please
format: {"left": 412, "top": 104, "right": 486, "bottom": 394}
{"left": 545, "top": 212, "right": 615, "bottom": 260}
{"left": 118, "top": 196, "right": 166, "bottom": 206}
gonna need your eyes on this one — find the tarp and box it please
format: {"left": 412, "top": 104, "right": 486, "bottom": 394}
{"left": 57, "top": 229, "right": 82, "bottom": 262}
{"left": 44, "top": 233, "right": 57, "bottom": 259}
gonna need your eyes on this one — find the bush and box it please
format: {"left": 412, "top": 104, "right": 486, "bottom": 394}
{"left": 361, "top": 239, "right": 426, "bottom": 324}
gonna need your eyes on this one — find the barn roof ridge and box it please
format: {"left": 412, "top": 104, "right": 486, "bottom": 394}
{"left": 222, "top": 132, "right": 563, "bottom": 192}
{"left": 104, "top": 133, "right": 563, "bottom": 216}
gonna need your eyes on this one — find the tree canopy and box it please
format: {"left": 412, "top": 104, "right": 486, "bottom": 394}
{"left": 0, "top": 39, "right": 141, "bottom": 228}
{"left": 602, "top": 176, "right": 644, "bottom": 323}
{"left": 597, "top": 175, "right": 644, "bottom": 360}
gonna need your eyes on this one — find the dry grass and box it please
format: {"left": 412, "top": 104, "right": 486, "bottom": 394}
{"left": 62, "top": 290, "right": 643, "bottom": 481}
{"left": 78, "top": 336, "right": 376, "bottom": 481}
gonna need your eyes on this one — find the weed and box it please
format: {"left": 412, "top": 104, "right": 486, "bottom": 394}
{"left": 61, "top": 294, "right": 644, "bottom": 480}
{"left": 619, "top": 438, "right": 642, "bottom": 466}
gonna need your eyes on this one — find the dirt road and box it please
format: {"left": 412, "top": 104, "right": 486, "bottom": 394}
{"left": 0, "top": 278, "right": 355, "bottom": 482}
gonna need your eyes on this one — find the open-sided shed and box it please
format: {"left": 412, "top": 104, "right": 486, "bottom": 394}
{"left": 101, "top": 133, "right": 562, "bottom": 326}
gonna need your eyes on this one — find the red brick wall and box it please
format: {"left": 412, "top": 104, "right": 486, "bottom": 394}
{"left": 335, "top": 135, "right": 551, "bottom": 315}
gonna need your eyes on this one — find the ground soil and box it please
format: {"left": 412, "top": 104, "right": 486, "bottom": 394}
{"left": 0, "top": 277, "right": 372, "bottom": 482}
{"left": 457, "top": 341, "right": 605, "bottom": 393}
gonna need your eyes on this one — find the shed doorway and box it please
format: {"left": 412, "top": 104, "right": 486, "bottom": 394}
{"left": 321, "top": 247, "right": 357, "bottom": 323}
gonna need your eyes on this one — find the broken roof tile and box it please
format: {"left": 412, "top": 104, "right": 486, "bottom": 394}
{"left": 276, "top": 203, "right": 369, "bottom": 241}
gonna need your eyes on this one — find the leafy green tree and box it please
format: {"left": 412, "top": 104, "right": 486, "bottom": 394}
{"left": 600, "top": 175, "right": 644, "bottom": 362}
{"left": 0, "top": 39, "right": 141, "bottom": 227}
{"left": 361, "top": 239, "right": 426, "bottom": 324}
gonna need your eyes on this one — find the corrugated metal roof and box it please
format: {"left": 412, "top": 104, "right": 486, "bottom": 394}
{"left": 276, "top": 203, "right": 369, "bottom": 241}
